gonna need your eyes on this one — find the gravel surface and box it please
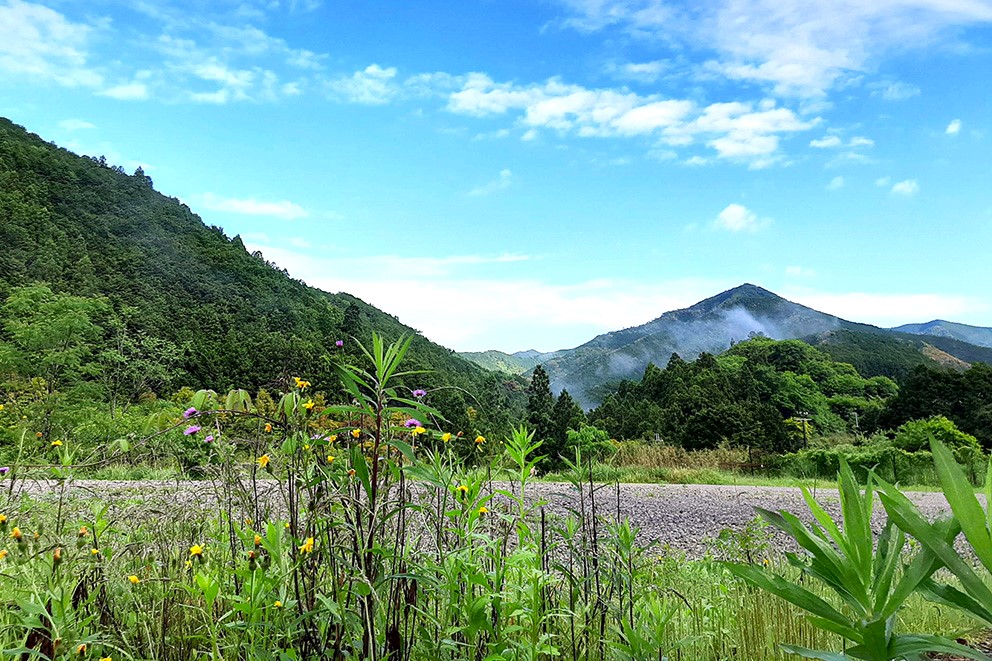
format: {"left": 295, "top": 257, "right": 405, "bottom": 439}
{"left": 5, "top": 479, "right": 957, "bottom": 558}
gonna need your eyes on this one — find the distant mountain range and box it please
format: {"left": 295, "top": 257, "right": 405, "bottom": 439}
{"left": 892, "top": 320, "right": 992, "bottom": 348}
{"left": 457, "top": 349, "right": 562, "bottom": 375}
{"left": 460, "top": 284, "right": 992, "bottom": 409}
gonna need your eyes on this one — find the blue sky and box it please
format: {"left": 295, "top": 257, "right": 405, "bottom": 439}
{"left": 2, "top": 0, "right": 991, "bottom": 352}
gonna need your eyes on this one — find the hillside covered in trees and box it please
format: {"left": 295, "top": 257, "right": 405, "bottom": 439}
{"left": 0, "top": 118, "right": 524, "bottom": 437}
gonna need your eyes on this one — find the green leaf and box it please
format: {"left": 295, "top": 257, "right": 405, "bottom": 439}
{"left": 779, "top": 645, "right": 849, "bottom": 660}
{"left": 931, "top": 437, "right": 992, "bottom": 570}
{"left": 885, "top": 633, "right": 992, "bottom": 660}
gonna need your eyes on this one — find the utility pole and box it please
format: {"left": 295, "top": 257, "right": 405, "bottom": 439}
{"left": 796, "top": 410, "right": 811, "bottom": 449}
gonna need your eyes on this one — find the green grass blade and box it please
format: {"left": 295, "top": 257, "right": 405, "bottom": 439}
{"left": 931, "top": 437, "right": 992, "bottom": 571}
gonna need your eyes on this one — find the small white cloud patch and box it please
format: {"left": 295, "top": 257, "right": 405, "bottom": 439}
{"left": 469, "top": 169, "right": 513, "bottom": 196}
{"left": 891, "top": 179, "right": 919, "bottom": 196}
{"left": 197, "top": 193, "right": 309, "bottom": 219}
{"left": 714, "top": 203, "right": 771, "bottom": 232}
{"left": 946, "top": 119, "right": 962, "bottom": 135}
{"left": 58, "top": 118, "right": 95, "bottom": 131}
{"left": 827, "top": 176, "right": 844, "bottom": 190}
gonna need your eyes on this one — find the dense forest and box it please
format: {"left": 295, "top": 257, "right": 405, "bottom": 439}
{"left": 0, "top": 118, "right": 524, "bottom": 454}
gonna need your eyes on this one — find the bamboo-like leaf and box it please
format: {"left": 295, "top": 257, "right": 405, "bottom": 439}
{"left": 920, "top": 579, "right": 992, "bottom": 626}
{"left": 876, "top": 480, "right": 992, "bottom": 611}
{"left": 779, "top": 644, "right": 849, "bottom": 660}
{"left": 884, "top": 634, "right": 992, "bottom": 660}
{"left": 931, "top": 437, "right": 992, "bottom": 571}
{"left": 724, "top": 563, "right": 859, "bottom": 638}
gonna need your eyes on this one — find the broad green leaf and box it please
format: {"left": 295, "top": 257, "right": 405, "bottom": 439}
{"left": 779, "top": 644, "right": 849, "bottom": 660}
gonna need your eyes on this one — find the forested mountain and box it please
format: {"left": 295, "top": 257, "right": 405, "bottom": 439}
{"left": 589, "top": 337, "right": 900, "bottom": 450}
{"left": 459, "top": 348, "right": 562, "bottom": 374}
{"left": 892, "top": 320, "right": 992, "bottom": 348}
{"left": 511, "top": 284, "right": 992, "bottom": 409}
{"left": 0, "top": 118, "right": 523, "bottom": 433}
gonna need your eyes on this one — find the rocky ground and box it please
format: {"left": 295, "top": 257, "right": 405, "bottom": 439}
{"left": 5, "top": 478, "right": 957, "bottom": 558}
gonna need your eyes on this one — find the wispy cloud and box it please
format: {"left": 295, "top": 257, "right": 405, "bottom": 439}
{"left": 870, "top": 81, "right": 921, "bottom": 101}
{"left": 326, "top": 64, "right": 399, "bottom": 104}
{"left": 469, "top": 169, "right": 514, "bottom": 196}
{"left": 58, "top": 118, "right": 96, "bottom": 131}
{"left": 196, "top": 192, "right": 309, "bottom": 219}
{"left": 714, "top": 203, "right": 772, "bottom": 232}
{"left": 99, "top": 82, "right": 149, "bottom": 100}
{"left": 553, "top": 0, "right": 992, "bottom": 98}
{"left": 891, "top": 179, "right": 919, "bottom": 196}
{"left": 946, "top": 118, "right": 962, "bottom": 135}
{"left": 826, "top": 175, "right": 844, "bottom": 190}
{"left": 0, "top": 0, "right": 103, "bottom": 88}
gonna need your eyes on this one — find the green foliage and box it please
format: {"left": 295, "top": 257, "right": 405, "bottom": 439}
{"left": 881, "top": 363, "right": 992, "bottom": 448}
{"left": 892, "top": 415, "right": 981, "bottom": 454}
{"left": 590, "top": 338, "right": 893, "bottom": 452}
{"left": 725, "top": 460, "right": 987, "bottom": 660}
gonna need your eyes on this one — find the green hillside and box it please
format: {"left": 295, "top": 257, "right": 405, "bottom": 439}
{"left": 0, "top": 118, "right": 523, "bottom": 434}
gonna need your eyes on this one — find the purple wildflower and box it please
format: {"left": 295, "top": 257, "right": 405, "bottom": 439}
{"left": 184, "top": 425, "right": 201, "bottom": 436}
{"left": 183, "top": 407, "right": 198, "bottom": 419}
{"left": 335, "top": 340, "right": 344, "bottom": 348}
{"left": 404, "top": 418, "right": 422, "bottom": 429}
{"left": 412, "top": 389, "right": 427, "bottom": 398}
{"left": 204, "top": 435, "right": 214, "bottom": 443}
{"left": 0, "top": 466, "right": 10, "bottom": 476}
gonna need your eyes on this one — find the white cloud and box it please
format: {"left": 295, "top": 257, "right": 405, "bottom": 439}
{"left": 891, "top": 179, "right": 919, "bottom": 196}
{"left": 946, "top": 118, "right": 962, "bottom": 135}
{"left": 99, "top": 82, "right": 149, "bottom": 100}
{"left": 554, "top": 0, "right": 992, "bottom": 98}
{"left": 447, "top": 74, "right": 816, "bottom": 165}
{"left": 785, "top": 265, "right": 816, "bottom": 277}
{"left": 196, "top": 192, "right": 309, "bottom": 219}
{"left": 0, "top": 0, "right": 103, "bottom": 88}
{"left": 607, "top": 59, "right": 669, "bottom": 82}
{"left": 875, "top": 176, "right": 891, "bottom": 187}
{"left": 788, "top": 290, "right": 985, "bottom": 327}
{"left": 871, "top": 81, "right": 921, "bottom": 101}
{"left": 848, "top": 136, "right": 874, "bottom": 147}
{"left": 326, "top": 64, "right": 399, "bottom": 104}
{"left": 239, "top": 237, "right": 726, "bottom": 350}
{"left": 810, "top": 135, "right": 842, "bottom": 148}
{"left": 827, "top": 175, "right": 844, "bottom": 190}
{"left": 714, "top": 203, "right": 772, "bottom": 232}
{"left": 58, "top": 118, "right": 95, "bottom": 131}
{"left": 468, "top": 169, "right": 513, "bottom": 196}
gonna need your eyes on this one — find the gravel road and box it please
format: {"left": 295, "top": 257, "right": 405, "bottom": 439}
{"left": 5, "top": 479, "right": 956, "bottom": 558}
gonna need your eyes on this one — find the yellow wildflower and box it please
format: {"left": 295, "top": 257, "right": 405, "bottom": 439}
{"left": 274, "top": 600, "right": 283, "bottom": 608}
{"left": 284, "top": 522, "right": 291, "bottom": 529}
{"left": 303, "top": 399, "right": 315, "bottom": 411}
{"left": 299, "top": 537, "right": 314, "bottom": 554}
{"left": 303, "top": 444, "right": 311, "bottom": 451}
{"left": 326, "top": 455, "right": 335, "bottom": 463}
{"left": 254, "top": 534, "right": 262, "bottom": 547}
{"left": 351, "top": 428, "right": 361, "bottom": 439}
{"left": 76, "top": 644, "right": 87, "bottom": 655}
{"left": 474, "top": 435, "right": 485, "bottom": 445}
{"left": 0, "top": 549, "right": 8, "bottom": 560}
{"left": 441, "top": 432, "right": 452, "bottom": 443}
{"left": 456, "top": 485, "right": 469, "bottom": 496}
{"left": 264, "top": 423, "right": 273, "bottom": 433}
{"left": 91, "top": 548, "right": 100, "bottom": 556}
{"left": 257, "top": 455, "right": 270, "bottom": 469}
{"left": 127, "top": 575, "right": 141, "bottom": 585}
{"left": 477, "top": 506, "right": 489, "bottom": 515}
{"left": 78, "top": 526, "right": 89, "bottom": 538}
{"left": 189, "top": 544, "right": 204, "bottom": 558}
{"left": 36, "top": 432, "right": 43, "bottom": 438}
{"left": 100, "top": 657, "right": 112, "bottom": 661}
{"left": 347, "top": 469, "right": 356, "bottom": 478}
{"left": 328, "top": 433, "right": 337, "bottom": 442}
{"left": 0, "top": 514, "right": 7, "bottom": 524}
{"left": 413, "top": 426, "right": 426, "bottom": 436}
{"left": 11, "top": 527, "right": 22, "bottom": 540}
{"left": 51, "top": 439, "right": 63, "bottom": 447}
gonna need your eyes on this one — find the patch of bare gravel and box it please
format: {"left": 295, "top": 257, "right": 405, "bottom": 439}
{"left": 5, "top": 479, "right": 955, "bottom": 558}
